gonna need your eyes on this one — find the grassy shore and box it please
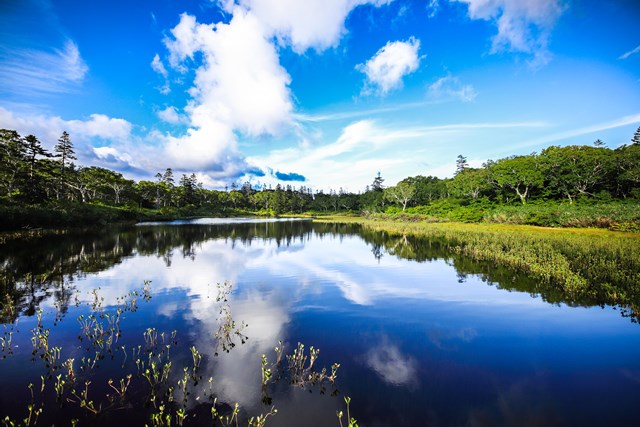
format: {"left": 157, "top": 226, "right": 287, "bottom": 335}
{"left": 316, "top": 215, "right": 640, "bottom": 320}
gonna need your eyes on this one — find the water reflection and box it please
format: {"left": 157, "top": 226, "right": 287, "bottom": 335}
{"left": 1, "top": 220, "right": 634, "bottom": 319}
{"left": 0, "top": 219, "right": 639, "bottom": 426}
{"left": 364, "top": 336, "right": 418, "bottom": 387}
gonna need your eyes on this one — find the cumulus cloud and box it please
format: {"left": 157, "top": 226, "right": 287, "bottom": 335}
{"left": 451, "top": 0, "right": 566, "bottom": 67}
{"left": 91, "top": 146, "right": 146, "bottom": 174}
{"left": 428, "top": 75, "right": 477, "bottom": 102}
{"left": 66, "top": 114, "right": 133, "bottom": 141}
{"left": 0, "top": 107, "right": 132, "bottom": 147}
{"left": 219, "top": 0, "right": 393, "bottom": 53}
{"left": 158, "top": 9, "right": 294, "bottom": 174}
{"left": 357, "top": 37, "right": 421, "bottom": 95}
{"left": 0, "top": 39, "right": 88, "bottom": 96}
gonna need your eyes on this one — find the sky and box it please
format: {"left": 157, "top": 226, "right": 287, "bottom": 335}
{"left": 1, "top": 0, "right": 639, "bottom": 191}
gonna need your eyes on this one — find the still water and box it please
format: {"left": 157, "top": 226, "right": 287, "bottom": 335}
{"left": 1, "top": 218, "right": 639, "bottom": 426}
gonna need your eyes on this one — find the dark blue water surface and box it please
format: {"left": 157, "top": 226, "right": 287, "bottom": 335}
{"left": 0, "top": 219, "right": 639, "bottom": 426}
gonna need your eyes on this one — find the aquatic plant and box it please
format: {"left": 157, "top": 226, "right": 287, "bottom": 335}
{"left": 0, "top": 281, "right": 347, "bottom": 426}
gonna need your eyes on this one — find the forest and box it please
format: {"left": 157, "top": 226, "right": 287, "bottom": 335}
{"left": 1, "top": 127, "right": 639, "bottom": 230}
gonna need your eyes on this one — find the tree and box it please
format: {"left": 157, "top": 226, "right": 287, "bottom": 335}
{"left": 54, "top": 131, "right": 76, "bottom": 200}
{"left": 0, "top": 129, "right": 26, "bottom": 200}
{"left": 371, "top": 172, "right": 384, "bottom": 192}
{"left": 450, "top": 168, "right": 490, "bottom": 199}
{"left": 593, "top": 139, "right": 605, "bottom": 147}
{"left": 178, "top": 173, "right": 200, "bottom": 206}
{"left": 631, "top": 126, "right": 640, "bottom": 145}
{"left": 615, "top": 143, "right": 640, "bottom": 197}
{"left": 23, "top": 135, "right": 50, "bottom": 179}
{"left": 228, "top": 190, "right": 244, "bottom": 209}
{"left": 455, "top": 154, "right": 468, "bottom": 175}
{"left": 384, "top": 181, "right": 416, "bottom": 211}
{"left": 403, "top": 175, "right": 447, "bottom": 204}
{"left": 66, "top": 166, "right": 91, "bottom": 203}
{"left": 540, "top": 145, "right": 615, "bottom": 203}
{"left": 487, "top": 155, "right": 543, "bottom": 204}
{"left": 162, "top": 168, "right": 175, "bottom": 186}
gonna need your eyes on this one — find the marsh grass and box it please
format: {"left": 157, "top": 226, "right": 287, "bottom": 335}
{"left": 317, "top": 216, "right": 640, "bottom": 320}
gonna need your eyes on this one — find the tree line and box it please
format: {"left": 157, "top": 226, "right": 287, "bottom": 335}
{"left": 1, "top": 127, "right": 639, "bottom": 216}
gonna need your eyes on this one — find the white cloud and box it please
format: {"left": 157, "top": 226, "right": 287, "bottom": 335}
{"left": 219, "top": 0, "right": 393, "bottom": 53}
{"left": 357, "top": 37, "right": 421, "bottom": 95}
{"left": 619, "top": 45, "right": 640, "bottom": 60}
{"left": 0, "top": 107, "right": 132, "bottom": 146}
{"left": 159, "top": 9, "right": 294, "bottom": 173}
{"left": 66, "top": 114, "right": 133, "bottom": 141}
{"left": 428, "top": 75, "right": 477, "bottom": 102}
{"left": 93, "top": 146, "right": 135, "bottom": 165}
{"left": 451, "top": 0, "right": 566, "bottom": 67}
{"left": 427, "top": 0, "right": 440, "bottom": 18}
{"left": 513, "top": 112, "right": 640, "bottom": 151}
{"left": 157, "top": 106, "right": 187, "bottom": 125}
{"left": 0, "top": 39, "right": 88, "bottom": 96}
{"left": 150, "top": 53, "right": 171, "bottom": 93}
{"left": 247, "top": 118, "right": 548, "bottom": 190}
{"left": 0, "top": 107, "right": 141, "bottom": 172}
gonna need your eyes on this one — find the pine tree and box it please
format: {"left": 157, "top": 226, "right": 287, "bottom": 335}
{"left": 632, "top": 126, "right": 640, "bottom": 145}
{"left": 54, "top": 131, "right": 76, "bottom": 199}
{"left": 371, "top": 172, "right": 384, "bottom": 191}
{"left": 455, "top": 154, "right": 469, "bottom": 175}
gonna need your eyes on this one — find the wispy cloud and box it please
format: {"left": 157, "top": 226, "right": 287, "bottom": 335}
{"left": 293, "top": 101, "right": 433, "bottom": 123}
{"left": 512, "top": 113, "right": 640, "bottom": 151}
{"left": 0, "top": 40, "right": 88, "bottom": 97}
{"left": 248, "top": 119, "right": 547, "bottom": 191}
{"left": 619, "top": 45, "right": 640, "bottom": 60}
{"left": 428, "top": 75, "right": 477, "bottom": 102}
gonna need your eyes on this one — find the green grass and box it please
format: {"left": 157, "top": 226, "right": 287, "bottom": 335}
{"left": 382, "top": 199, "right": 640, "bottom": 231}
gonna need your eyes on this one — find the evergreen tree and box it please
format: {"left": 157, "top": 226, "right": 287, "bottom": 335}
{"left": 0, "top": 129, "right": 26, "bottom": 200}
{"left": 632, "top": 126, "right": 640, "bottom": 145}
{"left": 23, "top": 134, "right": 52, "bottom": 201}
{"left": 54, "top": 131, "right": 76, "bottom": 200}
{"left": 371, "top": 172, "right": 384, "bottom": 191}
{"left": 162, "top": 168, "right": 175, "bottom": 186}
{"left": 455, "top": 154, "right": 469, "bottom": 175}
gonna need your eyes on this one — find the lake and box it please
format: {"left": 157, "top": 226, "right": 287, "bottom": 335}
{"left": 1, "top": 218, "right": 639, "bottom": 426}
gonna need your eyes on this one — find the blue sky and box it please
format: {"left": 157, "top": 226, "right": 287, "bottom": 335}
{"left": 1, "top": 0, "right": 639, "bottom": 191}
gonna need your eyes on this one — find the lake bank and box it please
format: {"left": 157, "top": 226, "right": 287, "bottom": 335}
{"left": 2, "top": 199, "right": 639, "bottom": 232}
